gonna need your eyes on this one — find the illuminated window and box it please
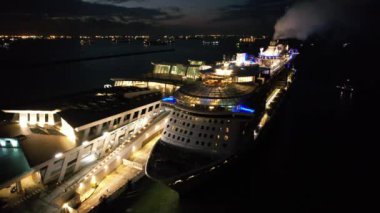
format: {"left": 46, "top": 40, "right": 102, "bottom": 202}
{"left": 237, "top": 76, "right": 253, "bottom": 83}
{"left": 154, "top": 64, "right": 171, "bottom": 74}
{"left": 226, "top": 127, "right": 229, "bottom": 133}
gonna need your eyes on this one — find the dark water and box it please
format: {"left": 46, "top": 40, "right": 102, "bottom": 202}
{"left": 0, "top": 39, "right": 238, "bottom": 106}
{"left": 1, "top": 38, "right": 378, "bottom": 212}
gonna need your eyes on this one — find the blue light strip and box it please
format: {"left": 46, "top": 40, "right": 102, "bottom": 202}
{"left": 233, "top": 105, "right": 255, "bottom": 113}
{"left": 162, "top": 96, "right": 176, "bottom": 103}
{"left": 239, "top": 106, "right": 255, "bottom": 113}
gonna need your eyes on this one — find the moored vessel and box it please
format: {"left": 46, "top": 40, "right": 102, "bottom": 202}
{"left": 146, "top": 41, "right": 299, "bottom": 192}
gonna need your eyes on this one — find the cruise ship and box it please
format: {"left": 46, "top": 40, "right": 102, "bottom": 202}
{"left": 146, "top": 41, "right": 299, "bottom": 191}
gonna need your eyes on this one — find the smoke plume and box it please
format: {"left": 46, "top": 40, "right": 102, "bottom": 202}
{"left": 273, "top": 0, "right": 339, "bottom": 40}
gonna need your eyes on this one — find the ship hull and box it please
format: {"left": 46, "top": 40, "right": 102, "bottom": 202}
{"left": 146, "top": 76, "right": 293, "bottom": 194}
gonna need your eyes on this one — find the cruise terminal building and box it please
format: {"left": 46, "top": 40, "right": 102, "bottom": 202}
{"left": 0, "top": 86, "right": 162, "bottom": 202}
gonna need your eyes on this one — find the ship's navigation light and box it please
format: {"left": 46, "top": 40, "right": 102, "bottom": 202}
{"left": 162, "top": 96, "right": 176, "bottom": 103}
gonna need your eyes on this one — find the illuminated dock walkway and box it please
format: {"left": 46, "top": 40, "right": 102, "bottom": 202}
{"left": 77, "top": 134, "right": 161, "bottom": 212}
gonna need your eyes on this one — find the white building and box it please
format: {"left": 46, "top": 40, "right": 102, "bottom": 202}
{"left": 0, "top": 86, "right": 162, "bottom": 198}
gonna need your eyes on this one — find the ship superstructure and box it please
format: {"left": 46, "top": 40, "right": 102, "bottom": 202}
{"left": 146, "top": 41, "right": 298, "bottom": 189}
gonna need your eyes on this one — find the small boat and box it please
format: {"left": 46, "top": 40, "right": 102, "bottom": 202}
{"left": 202, "top": 40, "right": 219, "bottom": 46}
{"left": 1, "top": 42, "right": 10, "bottom": 49}
{"left": 336, "top": 78, "right": 354, "bottom": 92}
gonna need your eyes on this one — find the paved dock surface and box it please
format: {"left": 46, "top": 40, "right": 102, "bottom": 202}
{"left": 77, "top": 135, "right": 160, "bottom": 212}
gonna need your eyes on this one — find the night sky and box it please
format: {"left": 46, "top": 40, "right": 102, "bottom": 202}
{"left": 0, "top": 0, "right": 377, "bottom": 36}
{"left": 0, "top": 0, "right": 296, "bottom": 35}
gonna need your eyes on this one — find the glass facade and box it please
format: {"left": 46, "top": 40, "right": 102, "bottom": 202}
{"left": 186, "top": 66, "right": 200, "bottom": 79}
{"left": 153, "top": 64, "right": 171, "bottom": 74}
{"left": 170, "top": 64, "right": 187, "bottom": 76}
